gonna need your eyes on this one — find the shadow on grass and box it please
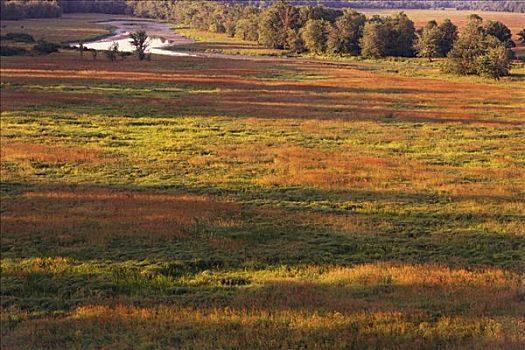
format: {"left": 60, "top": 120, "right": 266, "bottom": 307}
{"left": 2, "top": 272, "right": 524, "bottom": 349}
{"left": 1, "top": 181, "right": 524, "bottom": 347}
{"left": 1, "top": 181, "right": 523, "bottom": 271}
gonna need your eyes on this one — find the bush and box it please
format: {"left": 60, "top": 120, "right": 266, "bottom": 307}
{"left": 0, "top": 45, "right": 28, "bottom": 56}
{"left": 105, "top": 42, "right": 120, "bottom": 61}
{"left": 32, "top": 40, "right": 60, "bottom": 55}
{"left": 0, "top": 32, "right": 35, "bottom": 43}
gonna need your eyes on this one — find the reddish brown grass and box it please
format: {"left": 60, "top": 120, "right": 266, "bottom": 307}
{"left": 1, "top": 188, "right": 239, "bottom": 243}
{"left": 1, "top": 142, "right": 107, "bottom": 164}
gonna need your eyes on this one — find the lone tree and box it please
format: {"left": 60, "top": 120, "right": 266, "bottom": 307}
{"left": 130, "top": 30, "right": 149, "bottom": 60}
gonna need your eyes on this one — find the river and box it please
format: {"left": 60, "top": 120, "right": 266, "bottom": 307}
{"left": 76, "top": 19, "right": 289, "bottom": 61}
{"left": 77, "top": 19, "right": 198, "bottom": 57}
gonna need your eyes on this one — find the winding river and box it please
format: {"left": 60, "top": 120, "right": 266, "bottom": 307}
{"left": 78, "top": 19, "right": 198, "bottom": 57}
{"left": 77, "top": 19, "right": 288, "bottom": 61}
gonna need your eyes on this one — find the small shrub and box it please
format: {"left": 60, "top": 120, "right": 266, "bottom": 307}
{"left": 0, "top": 32, "right": 35, "bottom": 43}
{"left": 0, "top": 45, "right": 27, "bottom": 56}
{"left": 105, "top": 42, "right": 120, "bottom": 62}
{"left": 32, "top": 40, "right": 59, "bottom": 55}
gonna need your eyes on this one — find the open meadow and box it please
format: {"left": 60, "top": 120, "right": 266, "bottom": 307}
{"left": 1, "top": 11, "right": 525, "bottom": 350}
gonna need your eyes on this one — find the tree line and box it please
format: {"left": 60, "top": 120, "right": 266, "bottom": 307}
{"left": 0, "top": 0, "right": 132, "bottom": 19}
{"left": 2, "top": 0, "right": 523, "bottom": 79}
{"left": 291, "top": 1, "right": 525, "bottom": 13}
{"left": 144, "top": 0, "right": 519, "bottom": 79}
{"left": 1, "top": 0, "right": 62, "bottom": 20}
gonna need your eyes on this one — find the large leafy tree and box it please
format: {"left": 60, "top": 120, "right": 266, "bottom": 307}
{"left": 235, "top": 16, "right": 259, "bottom": 41}
{"left": 286, "top": 28, "right": 305, "bottom": 53}
{"left": 384, "top": 12, "right": 416, "bottom": 57}
{"left": 486, "top": 20, "right": 515, "bottom": 48}
{"left": 360, "top": 12, "right": 415, "bottom": 58}
{"left": 301, "top": 19, "right": 329, "bottom": 54}
{"left": 447, "top": 16, "right": 512, "bottom": 79}
{"left": 415, "top": 23, "right": 442, "bottom": 61}
{"left": 360, "top": 21, "right": 387, "bottom": 58}
{"left": 447, "top": 16, "right": 486, "bottom": 75}
{"left": 475, "top": 36, "right": 512, "bottom": 79}
{"left": 416, "top": 19, "right": 458, "bottom": 60}
{"left": 258, "top": 0, "right": 299, "bottom": 49}
{"left": 437, "top": 19, "right": 458, "bottom": 56}
{"left": 326, "top": 9, "right": 366, "bottom": 56}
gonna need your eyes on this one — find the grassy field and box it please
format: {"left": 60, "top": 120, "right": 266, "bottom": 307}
{"left": 1, "top": 13, "right": 525, "bottom": 350}
{"left": 172, "top": 26, "right": 285, "bottom": 56}
{"left": 0, "top": 13, "right": 130, "bottom": 43}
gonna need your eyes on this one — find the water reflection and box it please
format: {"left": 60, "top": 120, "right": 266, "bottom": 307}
{"left": 72, "top": 20, "right": 197, "bottom": 57}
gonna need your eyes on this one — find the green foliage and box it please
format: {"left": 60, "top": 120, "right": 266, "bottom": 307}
{"left": 326, "top": 9, "right": 366, "bottom": 55}
{"left": 297, "top": 4, "right": 342, "bottom": 24}
{"left": 0, "top": 0, "right": 62, "bottom": 20}
{"left": 235, "top": 16, "right": 259, "bottom": 41}
{"left": 475, "top": 36, "right": 512, "bottom": 79}
{"left": 437, "top": 19, "right": 458, "bottom": 56}
{"left": 416, "top": 21, "right": 446, "bottom": 61}
{"left": 446, "top": 16, "right": 487, "bottom": 75}
{"left": 416, "top": 26, "right": 441, "bottom": 61}
{"left": 360, "top": 12, "right": 416, "bottom": 58}
{"left": 384, "top": 12, "right": 417, "bottom": 57}
{"left": 360, "top": 21, "right": 387, "bottom": 58}
{"left": 257, "top": 0, "right": 299, "bottom": 50}
{"left": 446, "top": 15, "right": 513, "bottom": 79}
{"left": 485, "top": 20, "right": 515, "bottom": 48}
{"left": 300, "top": 19, "right": 329, "bottom": 54}
{"left": 286, "top": 28, "right": 305, "bottom": 53}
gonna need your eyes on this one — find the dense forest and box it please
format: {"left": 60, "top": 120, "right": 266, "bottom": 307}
{"left": 1, "top": 0, "right": 524, "bottom": 20}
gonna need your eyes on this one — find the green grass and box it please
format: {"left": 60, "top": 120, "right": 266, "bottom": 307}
{"left": 0, "top": 13, "right": 126, "bottom": 44}
{"left": 1, "top": 45, "right": 524, "bottom": 348}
